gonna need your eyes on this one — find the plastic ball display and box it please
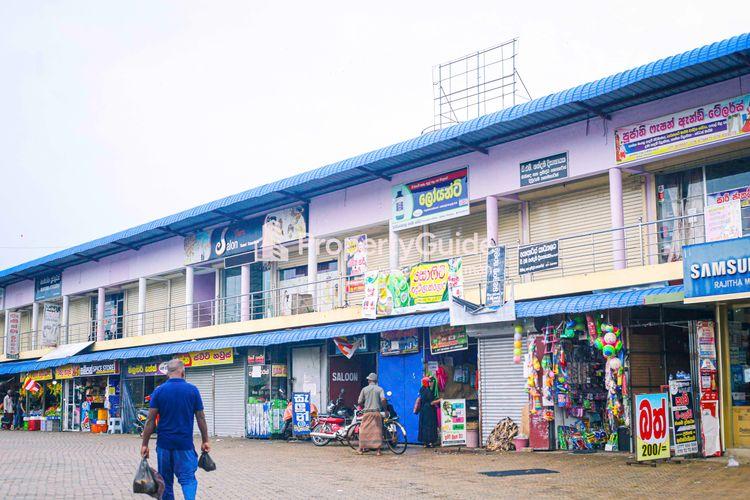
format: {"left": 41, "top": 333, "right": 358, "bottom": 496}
{"left": 513, "top": 325, "right": 523, "bottom": 364}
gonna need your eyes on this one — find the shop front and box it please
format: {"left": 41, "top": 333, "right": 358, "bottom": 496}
{"left": 63, "top": 361, "right": 120, "bottom": 433}
{"left": 21, "top": 368, "right": 62, "bottom": 431}
{"left": 327, "top": 334, "right": 377, "bottom": 409}
{"left": 246, "top": 346, "right": 289, "bottom": 439}
{"left": 120, "top": 360, "right": 169, "bottom": 433}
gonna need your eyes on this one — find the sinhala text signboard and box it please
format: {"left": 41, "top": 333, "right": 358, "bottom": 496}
{"left": 682, "top": 236, "right": 750, "bottom": 303}
{"left": 635, "top": 393, "right": 671, "bottom": 461}
{"left": 518, "top": 241, "right": 559, "bottom": 275}
{"left": 292, "top": 392, "right": 311, "bottom": 437}
{"left": 35, "top": 271, "right": 62, "bottom": 301}
{"left": 440, "top": 399, "right": 467, "bottom": 446}
{"left": 519, "top": 152, "right": 568, "bottom": 187}
{"left": 391, "top": 168, "right": 469, "bottom": 231}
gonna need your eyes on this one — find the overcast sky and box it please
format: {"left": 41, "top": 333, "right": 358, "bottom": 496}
{"left": 0, "top": 1, "right": 747, "bottom": 270}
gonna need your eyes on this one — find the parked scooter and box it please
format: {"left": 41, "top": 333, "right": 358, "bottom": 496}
{"left": 308, "top": 389, "right": 356, "bottom": 446}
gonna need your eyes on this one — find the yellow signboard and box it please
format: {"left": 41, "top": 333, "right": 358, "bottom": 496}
{"left": 54, "top": 365, "right": 80, "bottom": 380}
{"left": 635, "top": 393, "right": 671, "bottom": 461}
{"left": 27, "top": 368, "right": 53, "bottom": 381}
{"left": 178, "top": 348, "right": 234, "bottom": 368}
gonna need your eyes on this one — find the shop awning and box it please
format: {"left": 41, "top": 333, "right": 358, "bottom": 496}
{"left": 0, "top": 311, "right": 451, "bottom": 374}
{"left": 37, "top": 341, "right": 94, "bottom": 361}
{"left": 514, "top": 285, "right": 684, "bottom": 318}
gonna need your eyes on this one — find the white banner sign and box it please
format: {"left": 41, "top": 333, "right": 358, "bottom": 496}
{"left": 5, "top": 311, "right": 21, "bottom": 358}
{"left": 41, "top": 303, "right": 61, "bottom": 348}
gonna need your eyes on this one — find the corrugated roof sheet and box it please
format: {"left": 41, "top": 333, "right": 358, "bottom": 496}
{"left": 2, "top": 34, "right": 750, "bottom": 286}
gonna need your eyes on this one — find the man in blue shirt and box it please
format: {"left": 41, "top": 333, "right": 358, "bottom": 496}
{"left": 141, "top": 358, "right": 210, "bottom": 500}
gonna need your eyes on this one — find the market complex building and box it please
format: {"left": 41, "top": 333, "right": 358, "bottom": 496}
{"left": 2, "top": 33, "right": 750, "bottom": 456}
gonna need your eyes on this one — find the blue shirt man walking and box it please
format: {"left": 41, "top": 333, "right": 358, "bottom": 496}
{"left": 141, "top": 358, "right": 210, "bottom": 500}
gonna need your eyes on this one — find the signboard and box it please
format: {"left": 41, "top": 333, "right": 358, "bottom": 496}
{"left": 27, "top": 368, "right": 53, "bottom": 381}
{"left": 704, "top": 200, "right": 743, "bottom": 242}
{"left": 79, "top": 361, "right": 120, "bottom": 376}
{"left": 520, "top": 152, "right": 568, "bottom": 187}
{"left": 5, "top": 311, "right": 21, "bottom": 359}
{"left": 391, "top": 168, "right": 470, "bottom": 231}
{"left": 54, "top": 364, "right": 80, "bottom": 380}
{"left": 178, "top": 348, "right": 234, "bottom": 368}
{"left": 518, "top": 241, "right": 559, "bottom": 275}
{"left": 380, "top": 328, "right": 420, "bottom": 356}
{"left": 364, "top": 258, "right": 463, "bottom": 318}
{"left": 615, "top": 93, "right": 750, "bottom": 164}
{"left": 292, "top": 392, "right": 312, "bottom": 437}
{"left": 429, "top": 325, "right": 468, "bottom": 355}
{"left": 125, "top": 361, "right": 168, "bottom": 378}
{"left": 669, "top": 379, "right": 698, "bottom": 456}
{"left": 271, "top": 364, "right": 288, "bottom": 378}
{"left": 707, "top": 187, "right": 750, "bottom": 209}
{"left": 344, "top": 234, "right": 368, "bottom": 293}
{"left": 247, "top": 348, "right": 265, "bottom": 365}
{"left": 682, "top": 236, "right": 750, "bottom": 302}
{"left": 440, "top": 399, "right": 467, "bottom": 446}
{"left": 35, "top": 271, "right": 62, "bottom": 301}
{"left": 41, "top": 303, "right": 61, "bottom": 348}
{"left": 485, "top": 246, "right": 506, "bottom": 307}
{"left": 635, "top": 393, "right": 671, "bottom": 461}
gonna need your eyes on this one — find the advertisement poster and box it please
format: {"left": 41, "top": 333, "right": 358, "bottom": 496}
{"left": 262, "top": 206, "right": 308, "bottom": 246}
{"left": 519, "top": 152, "right": 568, "bottom": 187}
{"left": 5, "top": 311, "right": 21, "bottom": 359}
{"left": 485, "top": 246, "right": 506, "bottom": 307}
{"left": 178, "top": 348, "right": 234, "bottom": 368}
{"left": 669, "top": 379, "right": 699, "bottom": 455}
{"left": 615, "top": 94, "right": 750, "bottom": 164}
{"left": 345, "top": 234, "right": 368, "bottom": 293}
{"left": 79, "top": 361, "right": 120, "bottom": 376}
{"left": 41, "top": 303, "right": 61, "bottom": 348}
{"left": 635, "top": 393, "right": 671, "bottom": 461}
{"left": 704, "top": 200, "right": 743, "bottom": 242}
{"left": 34, "top": 271, "right": 62, "bottom": 301}
{"left": 391, "top": 168, "right": 469, "bottom": 231}
{"left": 365, "top": 258, "right": 463, "bottom": 318}
{"left": 361, "top": 271, "right": 380, "bottom": 319}
{"left": 292, "top": 392, "right": 311, "bottom": 437}
{"left": 271, "top": 364, "right": 288, "bottom": 378}
{"left": 518, "top": 241, "right": 559, "bottom": 275}
{"left": 380, "top": 328, "right": 420, "bottom": 356}
{"left": 430, "top": 325, "right": 468, "bottom": 355}
{"left": 440, "top": 399, "right": 467, "bottom": 446}
{"left": 54, "top": 364, "right": 80, "bottom": 380}
{"left": 125, "top": 361, "right": 168, "bottom": 378}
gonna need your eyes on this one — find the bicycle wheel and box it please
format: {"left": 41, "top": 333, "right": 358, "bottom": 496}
{"left": 311, "top": 423, "right": 332, "bottom": 447}
{"left": 346, "top": 422, "right": 360, "bottom": 450}
{"left": 385, "top": 421, "right": 408, "bottom": 454}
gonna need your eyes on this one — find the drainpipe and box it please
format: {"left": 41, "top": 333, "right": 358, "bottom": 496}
{"left": 609, "top": 167, "right": 626, "bottom": 270}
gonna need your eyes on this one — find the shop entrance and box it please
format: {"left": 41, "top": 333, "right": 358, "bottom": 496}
{"left": 726, "top": 305, "right": 750, "bottom": 447}
{"left": 327, "top": 335, "right": 377, "bottom": 409}
{"left": 291, "top": 346, "right": 323, "bottom": 409}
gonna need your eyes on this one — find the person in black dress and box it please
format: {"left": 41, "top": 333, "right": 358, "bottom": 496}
{"left": 417, "top": 376, "right": 439, "bottom": 448}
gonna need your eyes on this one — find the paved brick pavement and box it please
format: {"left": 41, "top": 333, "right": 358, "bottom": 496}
{"left": 0, "top": 431, "right": 748, "bottom": 499}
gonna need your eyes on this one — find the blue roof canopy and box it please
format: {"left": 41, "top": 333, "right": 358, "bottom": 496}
{"left": 2, "top": 34, "right": 750, "bottom": 286}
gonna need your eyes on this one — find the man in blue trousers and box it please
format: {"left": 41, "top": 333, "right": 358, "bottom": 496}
{"left": 141, "top": 358, "right": 210, "bottom": 500}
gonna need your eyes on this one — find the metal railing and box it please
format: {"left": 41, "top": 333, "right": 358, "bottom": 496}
{"left": 0, "top": 214, "right": 705, "bottom": 353}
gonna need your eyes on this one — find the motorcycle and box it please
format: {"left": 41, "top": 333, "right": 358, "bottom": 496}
{"left": 308, "top": 389, "right": 357, "bottom": 446}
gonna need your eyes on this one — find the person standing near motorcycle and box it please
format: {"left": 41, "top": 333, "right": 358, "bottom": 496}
{"left": 356, "top": 373, "right": 386, "bottom": 456}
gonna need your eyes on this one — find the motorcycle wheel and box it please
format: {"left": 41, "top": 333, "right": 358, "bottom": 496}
{"left": 385, "top": 422, "right": 408, "bottom": 454}
{"left": 346, "top": 423, "right": 360, "bottom": 450}
{"left": 311, "top": 423, "right": 332, "bottom": 447}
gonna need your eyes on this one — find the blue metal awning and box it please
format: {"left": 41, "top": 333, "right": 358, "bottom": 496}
{"left": 0, "top": 311, "right": 450, "bottom": 375}
{"left": 515, "top": 285, "right": 684, "bottom": 318}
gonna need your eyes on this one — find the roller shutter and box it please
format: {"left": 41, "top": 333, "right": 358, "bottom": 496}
{"left": 186, "top": 367, "right": 215, "bottom": 436}
{"left": 67, "top": 297, "right": 91, "bottom": 343}
{"left": 20, "top": 310, "right": 32, "bottom": 351}
{"left": 144, "top": 280, "right": 169, "bottom": 335}
{"left": 499, "top": 204, "right": 521, "bottom": 280}
{"left": 213, "top": 361, "right": 247, "bottom": 437}
{"left": 125, "top": 288, "right": 139, "bottom": 337}
{"left": 478, "top": 331, "right": 527, "bottom": 446}
{"left": 429, "top": 209, "right": 487, "bottom": 293}
{"left": 169, "top": 275, "right": 187, "bottom": 330}
{"left": 398, "top": 226, "right": 423, "bottom": 268}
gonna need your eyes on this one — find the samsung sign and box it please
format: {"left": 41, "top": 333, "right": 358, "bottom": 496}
{"left": 683, "top": 236, "right": 750, "bottom": 302}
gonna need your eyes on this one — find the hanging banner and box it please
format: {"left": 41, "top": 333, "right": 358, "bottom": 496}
{"left": 35, "top": 271, "right": 62, "bottom": 301}
{"left": 704, "top": 200, "right": 743, "bottom": 242}
{"left": 54, "top": 364, "right": 80, "bottom": 380}
{"left": 344, "top": 234, "right": 368, "bottom": 293}
{"left": 79, "top": 361, "right": 120, "bottom": 376}
{"left": 380, "top": 329, "right": 420, "bottom": 356}
{"left": 440, "top": 399, "right": 467, "bottom": 446}
{"left": 41, "top": 303, "right": 61, "bottom": 348}
{"left": 635, "top": 393, "right": 671, "bottom": 461}
{"left": 361, "top": 271, "right": 380, "bottom": 319}
{"left": 391, "top": 167, "right": 469, "bottom": 231}
{"left": 669, "top": 379, "right": 698, "bottom": 456}
{"left": 5, "top": 311, "right": 21, "bottom": 359}
{"left": 332, "top": 336, "right": 366, "bottom": 359}
{"left": 178, "top": 348, "right": 234, "bottom": 368}
{"left": 429, "top": 325, "right": 468, "bottom": 355}
{"left": 615, "top": 94, "right": 750, "bottom": 164}
{"left": 485, "top": 246, "right": 506, "bottom": 307}
{"left": 292, "top": 392, "right": 312, "bottom": 437}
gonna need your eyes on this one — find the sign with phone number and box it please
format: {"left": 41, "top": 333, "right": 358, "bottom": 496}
{"left": 178, "top": 348, "right": 234, "bottom": 368}
{"left": 635, "top": 393, "right": 671, "bottom": 461}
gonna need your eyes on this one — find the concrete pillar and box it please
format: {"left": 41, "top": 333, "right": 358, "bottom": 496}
{"left": 214, "top": 268, "right": 221, "bottom": 325}
{"left": 389, "top": 227, "right": 399, "bottom": 270}
{"left": 486, "top": 195, "right": 498, "bottom": 247}
{"left": 609, "top": 167, "right": 626, "bottom": 270}
{"left": 137, "top": 278, "right": 147, "bottom": 336}
{"left": 31, "top": 302, "right": 39, "bottom": 349}
{"left": 96, "top": 287, "right": 106, "bottom": 341}
{"left": 240, "top": 264, "right": 251, "bottom": 321}
{"left": 61, "top": 295, "right": 70, "bottom": 344}
{"left": 307, "top": 237, "right": 318, "bottom": 310}
{"left": 185, "top": 266, "right": 194, "bottom": 329}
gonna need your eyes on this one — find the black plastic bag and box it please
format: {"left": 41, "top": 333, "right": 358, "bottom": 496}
{"left": 133, "top": 458, "right": 165, "bottom": 498}
{"left": 198, "top": 451, "right": 216, "bottom": 472}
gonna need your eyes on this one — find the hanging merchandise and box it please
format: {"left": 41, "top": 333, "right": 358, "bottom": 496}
{"left": 594, "top": 322, "right": 623, "bottom": 359}
{"left": 513, "top": 325, "right": 523, "bottom": 364}
{"left": 525, "top": 336, "right": 542, "bottom": 414}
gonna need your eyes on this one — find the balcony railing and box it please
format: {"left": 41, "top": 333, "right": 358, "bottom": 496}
{"left": 0, "top": 214, "right": 705, "bottom": 354}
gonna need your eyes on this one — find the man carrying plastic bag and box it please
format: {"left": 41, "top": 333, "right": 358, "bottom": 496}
{"left": 140, "top": 359, "right": 211, "bottom": 500}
